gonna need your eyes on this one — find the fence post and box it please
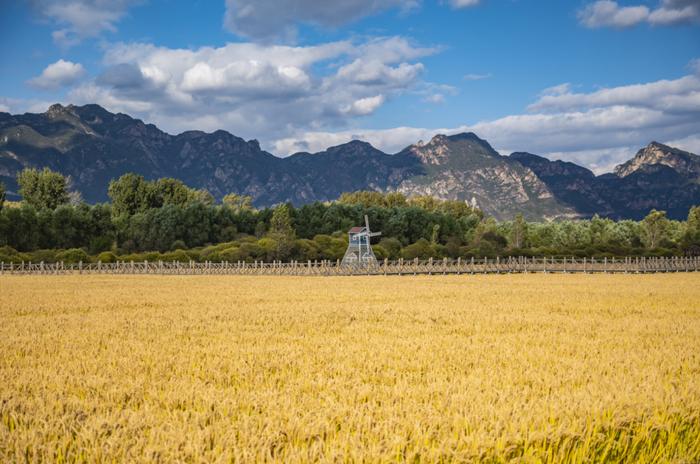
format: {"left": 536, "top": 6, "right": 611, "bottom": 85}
{"left": 457, "top": 257, "right": 461, "bottom": 275}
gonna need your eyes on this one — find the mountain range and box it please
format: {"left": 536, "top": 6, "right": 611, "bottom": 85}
{"left": 1, "top": 103, "right": 699, "bottom": 220}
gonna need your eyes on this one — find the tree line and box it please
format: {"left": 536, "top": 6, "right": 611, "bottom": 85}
{"left": 0, "top": 168, "right": 699, "bottom": 263}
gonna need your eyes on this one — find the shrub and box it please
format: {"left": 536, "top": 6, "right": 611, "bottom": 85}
{"left": 378, "top": 237, "right": 402, "bottom": 259}
{"left": 402, "top": 239, "right": 433, "bottom": 260}
{"left": 28, "top": 249, "right": 58, "bottom": 263}
{"left": 161, "top": 250, "right": 191, "bottom": 262}
{"left": 218, "top": 246, "right": 245, "bottom": 262}
{"left": 56, "top": 248, "right": 89, "bottom": 263}
{"left": 96, "top": 251, "right": 117, "bottom": 263}
{"left": 171, "top": 240, "right": 187, "bottom": 251}
{"left": 239, "top": 242, "right": 263, "bottom": 261}
{"left": 0, "top": 246, "right": 29, "bottom": 263}
{"left": 373, "top": 245, "right": 388, "bottom": 260}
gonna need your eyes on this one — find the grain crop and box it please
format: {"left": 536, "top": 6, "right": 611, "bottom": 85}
{"left": 1, "top": 274, "right": 699, "bottom": 462}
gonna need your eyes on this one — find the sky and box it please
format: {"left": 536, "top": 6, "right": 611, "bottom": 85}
{"left": 1, "top": 0, "right": 699, "bottom": 173}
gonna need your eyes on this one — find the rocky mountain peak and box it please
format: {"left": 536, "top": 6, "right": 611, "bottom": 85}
{"left": 46, "top": 103, "right": 67, "bottom": 116}
{"left": 46, "top": 103, "right": 81, "bottom": 120}
{"left": 614, "top": 141, "right": 700, "bottom": 179}
{"left": 408, "top": 134, "right": 452, "bottom": 165}
{"left": 406, "top": 132, "right": 500, "bottom": 166}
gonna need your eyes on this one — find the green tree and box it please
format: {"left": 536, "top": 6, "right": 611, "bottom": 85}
{"left": 108, "top": 173, "right": 154, "bottom": 216}
{"left": 641, "top": 209, "right": 670, "bottom": 249}
{"left": 687, "top": 206, "right": 700, "bottom": 233}
{"left": 510, "top": 213, "right": 527, "bottom": 249}
{"left": 192, "top": 189, "right": 215, "bottom": 206}
{"left": 154, "top": 178, "right": 192, "bottom": 207}
{"left": 680, "top": 205, "right": 700, "bottom": 254}
{"left": 223, "top": 193, "right": 254, "bottom": 212}
{"left": 17, "top": 168, "right": 69, "bottom": 210}
{"left": 428, "top": 223, "right": 440, "bottom": 245}
{"left": 268, "top": 204, "right": 295, "bottom": 260}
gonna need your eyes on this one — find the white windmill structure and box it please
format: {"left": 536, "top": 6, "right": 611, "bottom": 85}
{"left": 341, "top": 215, "right": 382, "bottom": 265}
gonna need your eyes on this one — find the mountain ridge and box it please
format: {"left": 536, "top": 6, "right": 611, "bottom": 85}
{"left": 1, "top": 103, "right": 699, "bottom": 220}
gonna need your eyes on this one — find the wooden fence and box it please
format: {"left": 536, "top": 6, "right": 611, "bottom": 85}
{"left": 1, "top": 256, "right": 699, "bottom": 276}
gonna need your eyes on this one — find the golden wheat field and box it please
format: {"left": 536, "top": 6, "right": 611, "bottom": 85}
{"left": 1, "top": 274, "right": 699, "bottom": 463}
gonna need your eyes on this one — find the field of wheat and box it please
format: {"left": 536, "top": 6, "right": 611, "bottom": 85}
{"left": 1, "top": 274, "right": 699, "bottom": 462}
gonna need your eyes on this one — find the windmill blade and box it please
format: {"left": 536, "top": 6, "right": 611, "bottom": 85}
{"left": 369, "top": 232, "right": 382, "bottom": 237}
{"left": 364, "top": 215, "right": 370, "bottom": 232}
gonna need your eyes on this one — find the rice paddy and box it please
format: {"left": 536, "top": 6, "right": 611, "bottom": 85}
{"left": 1, "top": 274, "right": 699, "bottom": 462}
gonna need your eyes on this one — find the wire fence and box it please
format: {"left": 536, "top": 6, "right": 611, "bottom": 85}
{"left": 2, "top": 256, "right": 699, "bottom": 276}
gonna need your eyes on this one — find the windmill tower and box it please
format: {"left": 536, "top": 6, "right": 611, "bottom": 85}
{"left": 342, "top": 215, "right": 382, "bottom": 265}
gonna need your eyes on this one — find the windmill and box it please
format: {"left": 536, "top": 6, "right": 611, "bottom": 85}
{"left": 341, "top": 215, "right": 382, "bottom": 265}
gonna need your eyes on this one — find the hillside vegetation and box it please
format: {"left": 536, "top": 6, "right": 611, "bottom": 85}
{"left": 1, "top": 170, "right": 699, "bottom": 263}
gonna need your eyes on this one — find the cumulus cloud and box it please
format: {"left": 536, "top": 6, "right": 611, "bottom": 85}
{"left": 528, "top": 75, "right": 700, "bottom": 113}
{"left": 68, "top": 37, "right": 437, "bottom": 140}
{"left": 342, "top": 95, "right": 386, "bottom": 116}
{"left": 223, "top": 0, "right": 416, "bottom": 41}
{"left": 28, "top": 0, "right": 141, "bottom": 46}
{"left": 274, "top": 67, "right": 700, "bottom": 173}
{"left": 579, "top": 0, "right": 700, "bottom": 28}
{"left": 28, "top": 59, "right": 86, "bottom": 89}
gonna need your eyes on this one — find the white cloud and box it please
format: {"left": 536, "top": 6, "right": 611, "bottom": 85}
{"left": 342, "top": 95, "right": 386, "bottom": 116}
{"left": 578, "top": 0, "right": 700, "bottom": 28}
{"left": 665, "top": 133, "right": 700, "bottom": 155}
{"left": 28, "top": 59, "right": 86, "bottom": 89}
{"left": 423, "top": 93, "right": 446, "bottom": 104}
{"left": 649, "top": 0, "right": 700, "bottom": 24}
{"left": 539, "top": 83, "right": 572, "bottom": 96}
{"left": 68, "top": 37, "right": 437, "bottom": 140}
{"left": 274, "top": 126, "right": 456, "bottom": 155}
{"left": 29, "top": 0, "right": 141, "bottom": 46}
{"left": 273, "top": 67, "right": 700, "bottom": 173}
{"left": 416, "top": 82, "right": 458, "bottom": 104}
{"left": 449, "top": 0, "right": 481, "bottom": 8}
{"left": 528, "top": 75, "right": 700, "bottom": 113}
{"left": 0, "top": 97, "right": 60, "bottom": 114}
{"left": 463, "top": 73, "right": 491, "bottom": 81}
{"left": 223, "top": 0, "right": 417, "bottom": 41}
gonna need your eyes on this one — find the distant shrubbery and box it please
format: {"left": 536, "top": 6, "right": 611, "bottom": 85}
{"left": 1, "top": 170, "right": 699, "bottom": 263}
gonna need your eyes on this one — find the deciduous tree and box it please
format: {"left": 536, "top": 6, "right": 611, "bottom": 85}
{"left": 17, "top": 168, "right": 69, "bottom": 210}
{"left": 268, "top": 204, "right": 295, "bottom": 260}
{"left": 641, "top": 209, "right": 670, "bottom": 249}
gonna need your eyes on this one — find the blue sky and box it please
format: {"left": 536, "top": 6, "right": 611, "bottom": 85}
{"left": 1, "top": 0, "right": 699, "bottom": 172}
